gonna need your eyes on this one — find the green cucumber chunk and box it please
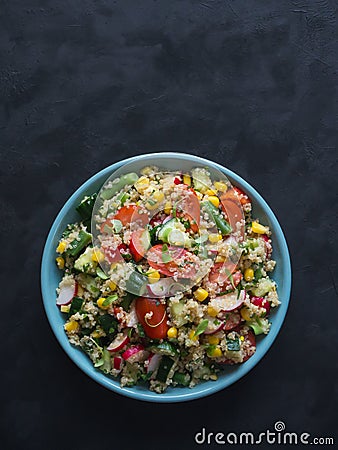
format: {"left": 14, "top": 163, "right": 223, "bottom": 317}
{"left": 100, "top": 173, "right": 139, "bottom": 200}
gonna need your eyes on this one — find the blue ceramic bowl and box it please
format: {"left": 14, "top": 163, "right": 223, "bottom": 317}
{"left": 41, "top": 153, "right": 291, "bottom": 402}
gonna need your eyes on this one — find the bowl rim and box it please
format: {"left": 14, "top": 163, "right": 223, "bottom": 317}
{"left": 41, "top": 152, "right": 292, "bottom": 403}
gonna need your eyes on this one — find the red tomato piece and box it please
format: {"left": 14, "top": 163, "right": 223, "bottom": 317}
{"left": 176, "top": 187, "right": 200, "bottom": 232}
{"left": 147, "top": 244, "right": 196, "bottom": 278}
{"left": 129, "top": 229, "right": 151, "bottom": 263}
{"left": 220, "top": 188, "right": 245, "bottom": 233}
{"left": 250, "top": 296, "right": 271, "bottom": 315}
{"left": 113, "top": 205, "right": 148, "bottom": 227}
{"left": 209, "top": 262, "right": 242, "bottom": 289}
{"left": 232, "top": 186, "right": 251, "bottom": 206}
{"left": 135, "top": 297, "right": 169, "bottom": 339}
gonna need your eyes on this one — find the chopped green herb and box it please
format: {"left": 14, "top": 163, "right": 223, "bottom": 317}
{"left": 69, "top": 297, "right": 84, "bottom": 316}
{"left": 137, "top": 323, "right": 145, "bottom": 338}
{"left": 102, "top": 294, "right": 118, "bottom": 307}
{"left": 195, "top": 319, "right": 209, "bottom": 336}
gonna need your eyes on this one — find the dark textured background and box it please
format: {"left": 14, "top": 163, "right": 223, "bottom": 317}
{"left": 1, "top": 1, "right": 337, "bottom": 449}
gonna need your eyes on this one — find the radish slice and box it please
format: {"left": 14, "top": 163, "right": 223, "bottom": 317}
{"left": 261, "top": 234, "right": 272, "bottom": 258}
{"left": 147, "top": 278, "right": 185, "bottom": 298}
{"left": 122, "top": 345, "right": 149, "bottom": 363}
{"left": 204, "top": 316, "right": 225, "bottom": 335}
{"left": 56, "top": 278, "right": 78, "bottom": 306}
{"left": 125, "top": 301, "right": 138, "bottom": 327}
{"left": 113, "top": 356, "right": 123, "bottom": 371}
{"left": 222, "top": 311, "right": 242, "bottom": 331}
{"left": 147, "top": 279, "right": 168, "bottom": 297}
{"left": 210, "top": 290, "right": 246, "bottom": 313}
{"left": 107, "top": 330, "right": 130, "bottom": 353}
{"left": 146, "top": 353, "right": 162, "bottom": 378}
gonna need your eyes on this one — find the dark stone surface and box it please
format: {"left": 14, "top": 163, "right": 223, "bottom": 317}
{"left": 1, "top": 1, "right": 337, "bottom": 449}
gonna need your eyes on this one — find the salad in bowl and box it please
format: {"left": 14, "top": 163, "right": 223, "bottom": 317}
{"left": 54, "top": 164, "right": 280, "bottom": 393}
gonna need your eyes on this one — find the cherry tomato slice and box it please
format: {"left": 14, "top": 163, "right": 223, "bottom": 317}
{"left": 219, "top": 188, "right": 245, "bottom": 232}
{"left": 209, "top": 263, "right": 242, "bottom": 289}
{"left": 129, "top": 229, "right": 151, "bottom": 263}
{"left": 113, "top": 205, "right": 148, "bottom": 227}
{"left": 147, "top": 244, "right": 196, "bottom": 278}
{"left": 135, "top": 297, "right": 169, "bottom": 339}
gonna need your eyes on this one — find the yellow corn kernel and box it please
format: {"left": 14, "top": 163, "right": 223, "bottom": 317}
{"left": 209, "top": 374, "right": 218, "bottom": 381}
{"left": 244, "top": 268, "right": 254, "bottom": 282}
{"left": 189, "top": 330, "right": 198, "bottom": 341}
{"left": 56, "top": 241, "right": 67, "bottom": 254}
{"left": 251, "top": 221, "right": 268, "bottom": 234}
{"left": 215, "top": 255, "right": 225, "bottom": 263}
{"left": 208, "top": 233, "right": 222, "bottom": 244}
{"left": 153, "top": 191, "right": 164, "bottom": 202}
{"left": 194, "top": 288, "right": 209, "bottom": 302}
{"left": 167, "top": 327, "right": 178, "bottom": 339}
{"left": 240, "top": 307, "right": 252, "bottom": 322}
{"left": 60, "top": 305, "right": 70, "bottom": 313}
{"left": 147, "top": 269, "right": 160, "bottom": 284}
{"left": 207, "top": 335, "right": 220, "bottom": 345}
{"left": 64, "top": 321, "right": 79, "bottom": 332}
{"left": 134, "top": 176, "right": 150, "bottom": 193}
{"left": 209, "top": 347, "right": 222, "bottom": 358}
{"left": 77, "top": 285, "right": 84, "bottom": 297}
{"left": 206, "top": 189, "right": 217, "bottom": 196}
{"left": 240, "top": 336, "right": 245, "bottom": 341}
{"left": 207, "top": 306, "right": 218, "bottom": 317}
{"left": 214, "top": 181, "right": 228, "bottom": 192}
{"left": 146, "top": 191, "right": 165, "bottom": 210}
{"left": 164, "top": 201, "right": 172, "bottom": 215}
{"left": 183, "top": 174, "right": 191, "bottom": 186}
{"left": 208, "top": 196, "right": 220, "bottom": 208}
{"left": 92, "top": 249, "right": 105, "bottom": 263}
{"left": 97, "top": 297, "right": 109, "bottom": 310}
{"left": 55, "top": 257, "right": 65, "bottom": 270}
{"left": 108, "top": 281, "right": 117, "bottom": 291}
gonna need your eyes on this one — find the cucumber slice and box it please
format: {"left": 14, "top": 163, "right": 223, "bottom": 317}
{"left": 74, "top": 247, "right": 97, "bottom": 274}
{"left": 250, "top": 278, "right": 275, "bottom": 297}
{"left": 157, "top": 218, "right": 177, "bottom": 242}
{"left": 156, "top": 356, "right": 175, "bottom": 382}
{"left": 100, "top": 173, "right": 139, "bottom": 200}
{"left": 169, "top": 299, "right": 187, "bottom": 327}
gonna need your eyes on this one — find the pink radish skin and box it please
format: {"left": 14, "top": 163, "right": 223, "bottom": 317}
{"left": 113, "top": 356, "right": 123, "bottom": 371}
{"left": 204, "top": 316, "right": 225, "bottom": 335}
{"left": 122, "top": 345, "right": 149, "bottom": 363}
{"left": 107, "top": 331, "right": 130, "bottom": 353}
{"left": 250, "top": 296, "right": 271, "bottom": 315}
{"left": 261, "top": 234, "right": 272, "bottom": 258}
{"left": 56, "top": 278, "right": 78, "bottom": 306}
{"left": 210, "top": 290, "right": 246, "bottom": 313}
{"left": 146, "top": 353, "right": 162, "bottom": 378}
